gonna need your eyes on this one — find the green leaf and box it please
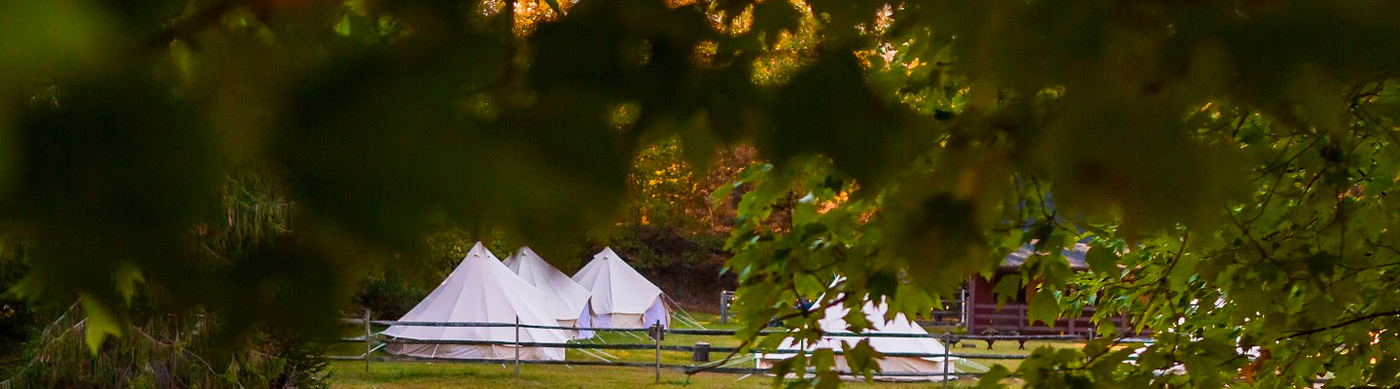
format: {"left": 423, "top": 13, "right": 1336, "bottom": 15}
{"left": 1166, "top": 253, "right": 1201, "bottom": 292}
{"left": 1089, "top": 347, "right": 1136, "bottom": 379}
{"left": 841, "top": 339, "right": 882, "bottom": 381}
{"left": 792, "top": 202, "right": 819, "bottom": 226}
{"left": 992, "top": 276, "right": 1022, "bottom": 308}
{"left": 812, "top": 371, "right": 841, "bottom": 389}
{"left": 974, "top": 364, "right": 1011, "bottom": 389}
{"left": 794, "top": 273, "right": 825, "bottom": 296}
{"left": 736, "top": 163, "right": 773, "bottom": 182}
{"left": 710, "top": 181, "right": 735, "bottom": 209}
{"left": 1183, "top": 353, "right": 1225, "bottom": 389}
{"left": 770, "top": 353, "right": 806, "bottom": 383}
{"left": 1038, "top": 253, "right": 1074, "bottom": 289}
{"left": 1083, "top": 338, "right": 1114, "bottom": 358}
{"left": 334, "top": 13, "right": 353, "bottom": 36}
{"left": 79, "top": 294, "right": 121, "bottom": 355}
{"left": 890, "top": 284, "right": 935, "bottom": 320}
{"left": 114, "top": 262, "right": 143, "bottom": 304}
{"left": 811, "top": 348, "right": 835, "bottom": 372}
{"left": 1027, "top": 288, "right": 1059, "bottom": 326}
{"left": 1086, "top": 245, "right": 1118, "bottom": 276}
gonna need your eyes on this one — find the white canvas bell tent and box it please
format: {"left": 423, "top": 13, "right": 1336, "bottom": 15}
{"left": 382, "top": 242, "right": 569, "bottom": 361}
{"left": 756, "top": 298, "right": 958, "bottom": 381}
{"left": 503, "top": 246, "right": 594, "bottom": 338}
{"left": 571, "top": 247, "right": 671, "bottom": 329}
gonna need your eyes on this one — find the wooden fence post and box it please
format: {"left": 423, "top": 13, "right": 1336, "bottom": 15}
{"left": 719, "top": 292, "right": 727, "bottom": 324}
{"left": 515, "top": 316, "right": 522, "bottom": 377}
{"left": 364, "top": 309, "right": 372, "bottom": 374}
{"left": 654, "top": 321, "right": 662, "bottom": 383}
{"left": 941, "top": 332, "right": 950, "bottom": 389}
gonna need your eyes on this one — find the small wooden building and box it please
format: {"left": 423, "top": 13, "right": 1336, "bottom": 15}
{"left": 964, "top": 243, "right": 1139, "bottom": 336}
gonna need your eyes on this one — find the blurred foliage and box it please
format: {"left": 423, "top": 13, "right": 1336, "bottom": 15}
{"left": 0, "top": 0, "right": 1398, "bottom": 388}
{"left": 0, "top": 304, "right": 330, "bottom": 388}
{"left": 0, "top": 164, "right": 333, "bottom": 386}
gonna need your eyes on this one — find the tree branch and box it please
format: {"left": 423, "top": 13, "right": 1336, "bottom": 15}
{"left": 1278, "top": 310, "right": 1400, "bottom": 340}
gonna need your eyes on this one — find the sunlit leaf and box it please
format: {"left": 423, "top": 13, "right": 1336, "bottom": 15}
{"left": 79, "top": 294, "right": 121, "bottom": 355}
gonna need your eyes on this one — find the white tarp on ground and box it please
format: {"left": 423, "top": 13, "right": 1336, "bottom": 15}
{"left": 756, "top": 299, "right": 958, "bottom": 381}
{"left": 571, "top": 247, "right": 671, "bottom": 329}
{"left": 382, "top": 242, "right": 569, "bottom": 361}
{"left": 504, "top": 246, "right": 593, "bottom": 338}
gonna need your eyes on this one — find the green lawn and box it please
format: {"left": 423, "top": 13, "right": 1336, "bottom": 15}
{"left": 328, "top": 361, "right": 982, "bottom": 389}
{"left": 946, "top": 339, "right": 1085, "bottom": 371}
{"left": 327, "top": 312, "right": 1082, "bottom": 388}
{"left": 570, "top": 312, "right": 747, "bottom": 366}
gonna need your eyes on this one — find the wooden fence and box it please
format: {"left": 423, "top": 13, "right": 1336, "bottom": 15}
{"left": 332, "top": 314, "right": 1155, "bottom": 386}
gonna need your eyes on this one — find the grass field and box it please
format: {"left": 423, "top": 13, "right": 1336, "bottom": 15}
{"left": 328, "top": 361, "right": 984, "bottom": 389}
{"left": 328, "top": 312, "right": 1078, "bottom": 388}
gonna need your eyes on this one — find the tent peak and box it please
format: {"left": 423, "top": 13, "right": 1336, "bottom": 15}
{"left": 596, "top": 246, "right": 618, "bottom": 258}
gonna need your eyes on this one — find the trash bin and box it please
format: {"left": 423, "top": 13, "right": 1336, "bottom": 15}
{"left": 692, "top": 342, "right": 711, "bottom": 362}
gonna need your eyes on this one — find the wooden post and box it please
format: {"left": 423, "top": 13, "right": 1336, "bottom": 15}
{"left": 515, "top": 316, "right": 521, "bottom": 376}
{"left": 966, "top": 280, "right": 977, "bottom": 334}
{"left": 364, "top": 309, "right": 372, "bottom": 374}
{"left": 941, "top": 332, "right": 950, "bottom": 389}
{"left": 719, "top": 292, "right": 727, "bottom": 324}
{"left": 654, "top": 321, "right": 662, "bottom": 383}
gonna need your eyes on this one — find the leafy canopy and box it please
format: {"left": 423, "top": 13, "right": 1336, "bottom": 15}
{"left": 3, "top": 0, "right": 1400, "bottom": 387}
